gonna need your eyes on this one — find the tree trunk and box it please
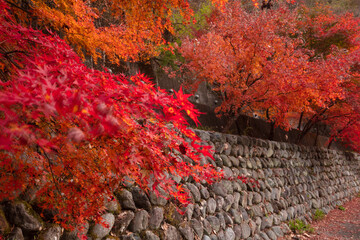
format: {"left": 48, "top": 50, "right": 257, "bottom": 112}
{"left": 297, "top": 119, "right": 315, "bottom": 144}
{"left": 297, "top": 107, "right": 331, "bottom": 144}
{"left": 297, "top": 112, "right": 304, "bottom": 130}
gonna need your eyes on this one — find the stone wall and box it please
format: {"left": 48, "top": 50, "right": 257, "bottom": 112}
{"left": 1, "top": 130, "right": 360, "bottom": 240}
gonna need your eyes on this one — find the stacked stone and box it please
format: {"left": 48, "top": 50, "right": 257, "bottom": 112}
{"left": 1, "top": 130, "right": 360, "bottom": 240}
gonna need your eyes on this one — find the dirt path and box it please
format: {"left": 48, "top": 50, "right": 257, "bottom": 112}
{"left": 281, "top": 195, "right": 360, "bottom": 240}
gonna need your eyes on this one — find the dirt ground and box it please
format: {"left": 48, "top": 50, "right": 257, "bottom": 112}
{"left": 280, "top": 195, "right": 360, "bottom": 240}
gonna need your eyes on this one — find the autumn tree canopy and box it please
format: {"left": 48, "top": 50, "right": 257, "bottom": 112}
{"left": 176, "top": 1, "right": 360, "bottom": 147}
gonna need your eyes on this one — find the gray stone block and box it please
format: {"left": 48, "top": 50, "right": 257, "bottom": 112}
{"left": 131, "top": 187, "right": 151, "bottom": 211}
{"left": 118, "top": 189, "right": 136, "bottom": 210}
{"left": 216, "top": 212, "right": 226, "bottom": 230}
{"left": 163, "top": 224, "right": 181, "bottom": 240}
{"left": 230, "top": 208, "right": 242, "bottom": 224}
{"left": 260, "top": 215, "right": 273, "bottom": 230}
{"left": 149, "top": 207, "right": 164, "bottom": 230}
{"left": 144, "top": 230, "right": 160, "bottom": 240}
{"left": 7, "top": 227, "right": 24, "bottom": 240}
{"left": 241, "top": 223, "right": 251, "bottom": 239}
{"left": 112, "top": 211, "right": 135, "bottom": 235}
{"left": 211, "top": 182, "right": 227, "bottom": 197}
{"left": 191, "top": 219, "right": 203, "bottom": 239}
{"left": 129, "top": 210, "right": 149, "bottom": 233}
{"left": 179, "top": 222, "right": 194, "bottom": 240}
{"left": 206, "top": 216, "right": 221, "bottom": 233}
{"left": 203, "top": 218, "right": 212, "bottom": 235}
{"left": 272, "top": 226, "right": 284, "bottom": 237}
{"left": 90, "top": 213, "right": 115, "bottom": 240}
{"left": 224, "top": 227, "right": 235, "bottom": 240}
{"left": 265, "top": 229, "right": 277, "bottom": 240}
{"left": 38, "top": 225, "right": 61, "bottom": 240}
{"left": 121, "top": 233, "right": 141, "bottom": 240}
{"left": 200, "top": 186, "right": 210, "bottom": 200}
{"left": 187, "top": 183, "right": 201, "bottom": 203}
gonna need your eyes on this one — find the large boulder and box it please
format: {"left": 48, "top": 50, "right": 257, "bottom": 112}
{"left": 6, "top": 201, "right": 44, "bottom": 232}
{"left": 89, "top": 213, "right": 115, "bottom": 240}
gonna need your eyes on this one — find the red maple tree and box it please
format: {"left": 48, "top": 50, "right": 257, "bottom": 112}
{"left": 176, "top": 1, "right": 360, "bottom": 148}
{"left": 0, "top": 0, "right": 222, "bottom": 229}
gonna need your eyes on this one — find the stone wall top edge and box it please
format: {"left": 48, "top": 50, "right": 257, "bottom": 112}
{"left": 191, "top": 128, "right": 360, "bottom": 157}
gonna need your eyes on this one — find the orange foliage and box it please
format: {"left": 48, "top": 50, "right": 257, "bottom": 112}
{"left": 6, "top": 0, "right": 226, "bottom": 63}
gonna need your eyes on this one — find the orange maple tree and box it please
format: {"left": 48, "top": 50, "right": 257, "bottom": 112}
{"left": 0, "top": 0, "right": 222, "bottom": 229}
{"left": 6, "top": 0, "right": 226, "bottom": 63}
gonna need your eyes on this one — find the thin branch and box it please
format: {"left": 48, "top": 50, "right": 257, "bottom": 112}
{"left": 41, "top": 147, "right": 63, "bottom": 198}
{"left": 3, "top": 50, "right": 27, "bottom": 56}
{"left": 3, "top": 54, "right": 22, "bottom": 69}
{"left": 297, "top": 112, "right": 303, "bottom": 130}
{"left": 245, "top": 73, "right": 252, "bottom": 86}
{"left": 297, "top": 103, "right": 335, "bottom": 143}
{"left": 321, "top": 113, "right": 353, "bottom": 121}
{"left": 228, "top": 38, "right": 237, "bottom": 55}
{"left": 328, "top": 119, "right": 356, "bottom": 148}
{"left": 247, "top": 74, "right": 263, "bottom": 88}
{"left": 5, "top": 0, "right": 32, "bottom": 14}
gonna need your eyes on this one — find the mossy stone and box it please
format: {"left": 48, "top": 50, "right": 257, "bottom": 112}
{"left": 163, "top": 203, "right": 182, "bottom": 227}
{"left": 6, "top": 200, "right": 44, "bottom": 232}
{"left": 0, "top": 207, "right": 10, "bottom": 235}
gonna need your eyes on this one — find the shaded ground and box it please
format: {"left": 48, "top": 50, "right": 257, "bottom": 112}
{"left": 281, "top": 195, "right": 360, "bottom": 240}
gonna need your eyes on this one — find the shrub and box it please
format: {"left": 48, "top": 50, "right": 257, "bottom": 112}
{"left": 338, "top": 205, "right": 346, "bottom": 211}
{"left": 313, "top": 209, "right": 325, "bottom": 221}
{"left": 289, "top": 219, "right": 315, "bottom": 234}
